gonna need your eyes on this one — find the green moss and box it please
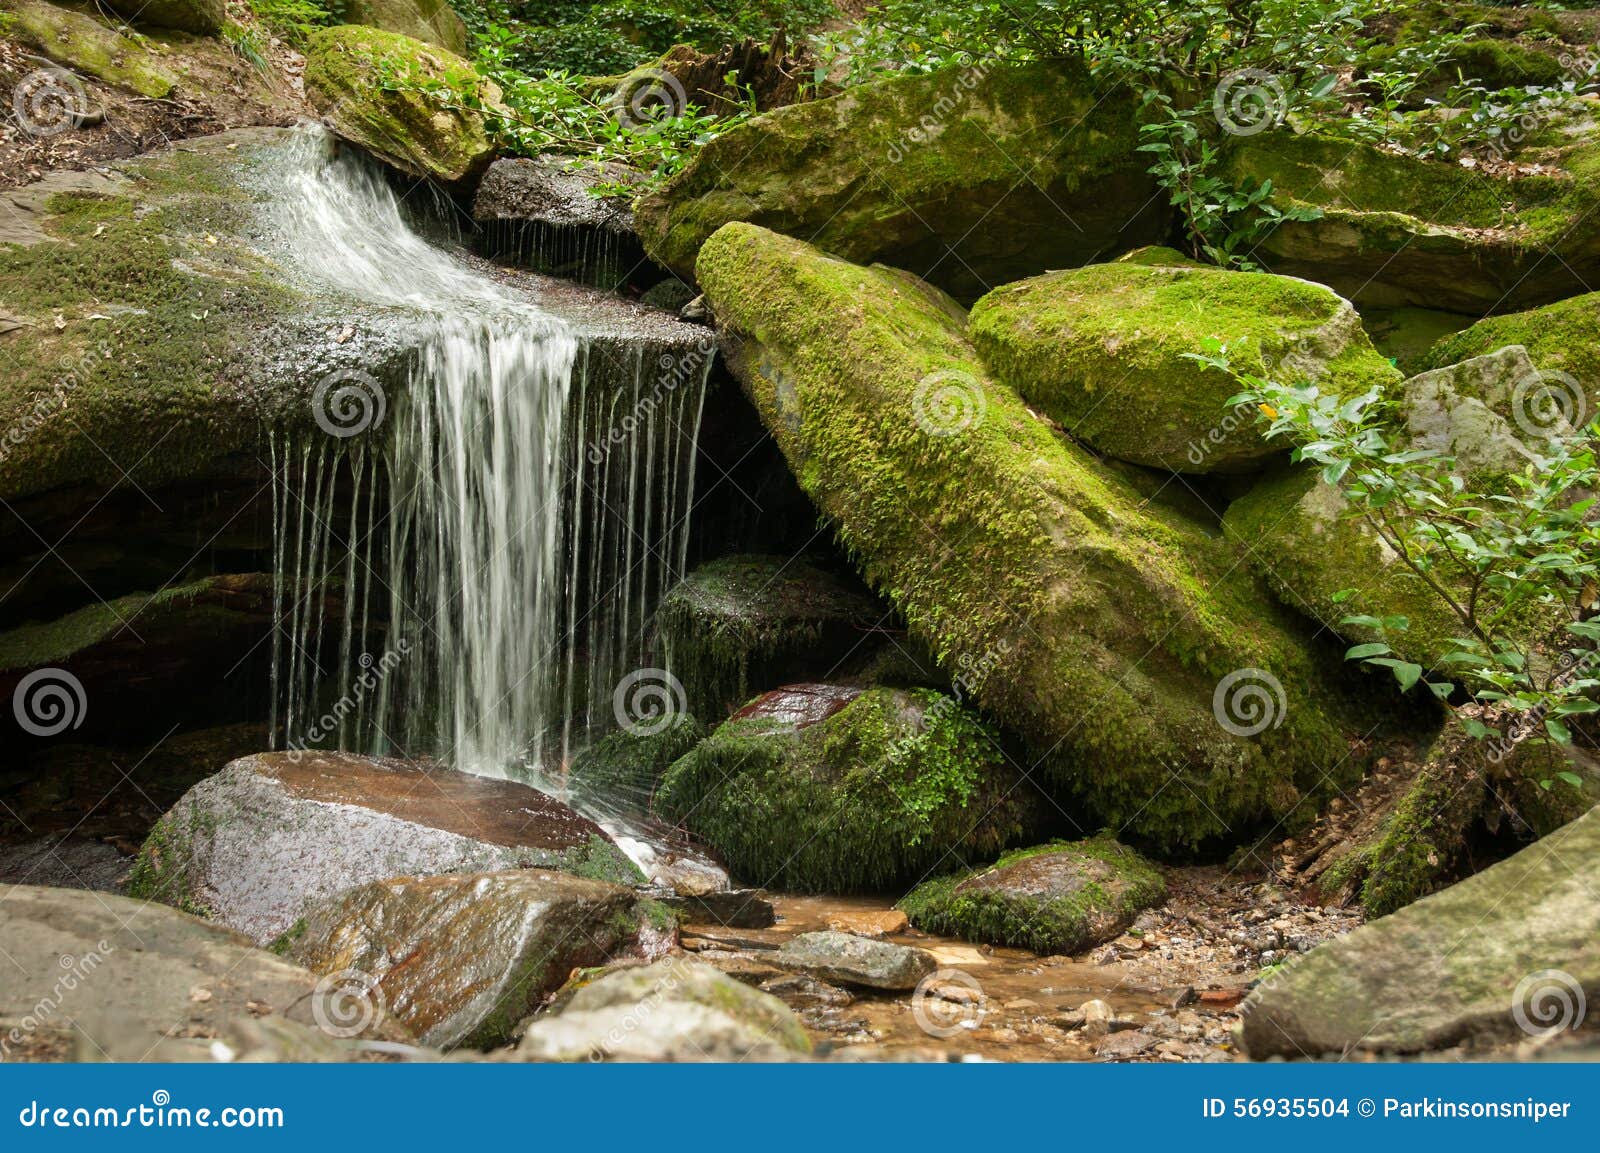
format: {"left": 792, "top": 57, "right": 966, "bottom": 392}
{"left": 695, "top": 223, "right": 1383, "bottom": 849}
{"left": 6, "top": 0, "right": 180, "bottom": 98}
{"left": 1423, "top": 293, "right": 1600, "bottom": 419}
{"left": 636, "top": 60, "right": 1160, "bottom": 302}
{"left": 969, "top": 254, "right": 1399, "bottom": 472}
{"left": 302, "top": 23, "right": 495, "bottom": 182}
{"left": 561, "top": 833, "right": 646, "bottom": 886}
{"left": 1359, "top": 749, "right": 1485, "bottom": 918}
{"left": 655, "top": 686, "right": 1038, "bottom": 891}
{"left": 127, "top": 806, "right": 218, "bottom": 911}
{"left": 0, "top": 576, "right": 248, "bottom": 671}
{"left": 898, "top": 836, "right": 1165, "bottom": 954}
{"left": 657, "top": 554, "right": 879, "bottom": 719}
{"left": 267, "top": 917, "right": 309, "bottom": 955}
{"left": 568, "top": 714, "right": 705, "bottom": 806}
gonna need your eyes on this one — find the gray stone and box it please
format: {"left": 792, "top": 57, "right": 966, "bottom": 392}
{"left": 773, "top": 930, "right": 937, "bottom": 990}
{"left": 1403, "top": 345, "right": 1575, "bottom": 473}
{"left": 472, "top": 155, "right": 639, "bottom": 236}
{"left": 1240, "top": 805, "right": 1600, "bottom": 1057}
{"left": 517, "top": 956, "right": 812, "bottom": 1061}
{"left": 0, "top": 886, "right": 413, "bottom": 1062}
{"left": 131, "top": 751, "right": 640, "bottom": 944}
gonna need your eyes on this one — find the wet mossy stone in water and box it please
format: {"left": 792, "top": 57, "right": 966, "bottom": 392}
{"left": 1423, "top": 292, "right": 1600, "bottom": 425}
{"left": 968, "top": 249, "right": 1400, "bottom": 472}
{"left": 303, "top": 25, "right": 498, "bottom": 183}
{"left": 567, "top": 713, "right": 705, "bottom": 811}
{"left": 657, "top": 554, "right": 882, "bottom": 721}
{"left": 899, "top": 837, "right": 1165, "bottom": 955}
{"left": 635, "top": 60, "right": 1167, "bottom": 303}
{"left": 654, "top": 685, "right": 1039, "bottom": 892}
{"left": 695, "top": 223, "right": 1375, "bottom": 848}
{"left": 1220, "top": 129, "right": 1600, "bottom": 312}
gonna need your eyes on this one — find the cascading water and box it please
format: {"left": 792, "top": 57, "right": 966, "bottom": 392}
{"left": 262, "top": 128, "right": 710, "bottom": 786}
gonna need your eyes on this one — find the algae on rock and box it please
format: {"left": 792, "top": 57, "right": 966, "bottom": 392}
{"left": 694, "top": 222, "right": 1379, "bottom": 848}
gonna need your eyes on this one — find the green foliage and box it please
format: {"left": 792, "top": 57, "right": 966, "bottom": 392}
{"left": 246, "top": 0, "right": 340, "bottom": 47}
{"left": 1209, "top": 348, "right": 1599, "bottom": 763}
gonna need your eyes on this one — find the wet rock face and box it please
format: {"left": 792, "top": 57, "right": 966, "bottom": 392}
{"left": 287, "top": 870, "right": 665, "bottom": 1050}
{"left": 473, "top": 156, "right": 638, "bottom": 236}
{"left": 772, "top": 930, "right": 937, "bottom": 991}
{"left": 657, "top": 554, "right": 884, "bottom": 721}
{"left": 899, "top": 839, "right": 1167, "bottom": 955}
{"left": 0, "top": 885, "right": 413, "bottom": 1062}
{"left": 1240, "top": 805, "right": 1600, "bottom": 1058}
{"left": 131, "top": 752, "right": 642, "bottom": 943}
{"left": 517, "top": 956, "right": 812, "bottom": 1061}
{"left": 636, "top": 60, "right": 1167, "bottom": 303}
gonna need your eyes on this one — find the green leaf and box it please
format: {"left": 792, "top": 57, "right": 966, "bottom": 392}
{"left": 1345, "top": 642, "right": 1391, "bottom": 660}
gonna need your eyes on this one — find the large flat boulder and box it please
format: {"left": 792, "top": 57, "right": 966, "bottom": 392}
{"left": 694, "top": 223, "right": 1377, "bottom": 848}
{"left": 636, "top": 61, "right": 1166, "bottom": 303}
{"left": 968, "top": 248, "right": 1400, "bottom": 472}
{"left": 130, "top": 752, "right": 642, "bottom": 942}
{"left": 771, "top": 930, "right": 937, "bottom": 991}
{"left": 1223, "top": 130, "right": 1600, "bottom": 313}
{"left": 655, "top": 684, "right": 1040, "bottom": 891}
{"left": 287, "top": 870, "right": 670, "bottom": 1049}
{"left": 1240, "top": 804, "right": 1600, "bottom": 1057}
{"left": 0, "top": 885, "right": 413, "bottom": 1061}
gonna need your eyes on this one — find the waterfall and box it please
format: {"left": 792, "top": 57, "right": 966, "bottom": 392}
{"left": 261, "top": 128, "right": 710, "bottom": 781}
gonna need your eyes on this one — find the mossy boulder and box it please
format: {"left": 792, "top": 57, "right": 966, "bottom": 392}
{"left": 969, "top": 250, "right": 1401, "bottom": 472}
{"left": 303, "top": 25, "right": 497, "bottom": 183}
{"left": 343, "top": 0, "right": 467, "bottom": 53}
{"left": 695, "top": 223, "right": 1382, "bottom": 848}
{"left": 1223, "top": 130, "right": 1600, "bottom": 312}
{"left": 103, "top": 0, "right": 224, "bottom": 34}
{"left": 567, "top": 712, "right": 705, "bottom": 810}
{"left": 1240, "top": 804, "right": 1600, "bottom": 1057}
{"left": 5, "top": 0, "right": 180, "bottom": 98}
{"left": 1424, "top": 292, "right": 1600, "bottom": 426}
{"left": 655, "top": 684, "right": 1040, "bottom": 891}
{"left": 635, "top": 60, "right": 1166, "bottom": 303}
{"left": 657, "top": 554, "right": 883, "bottom": 721}
{"left": 899, "top": 836, "right": 1166, "bottom": 955}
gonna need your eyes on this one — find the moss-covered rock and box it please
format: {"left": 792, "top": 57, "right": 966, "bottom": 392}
{"left": 899, "top": 836, "right": 1166, "bottom": 955}
{"left": 303, "top": 25, "right": 497, "bottom": 183}
{"left": 567, "top": 712, "right": 704, "bottom": 809}
{"left": 1424, "top": 292, "right": 1600, "bottom": 425}
{"left": 342, "top": 0, "right": 466, "bottom": 52}
{"left": 1222, "top": 129, "right": 1600, "bottom": 312}
{"left": 635, "top": 60, "right": 1166, "bottom": 303}
{"left": 5, "top": 0, "right": 180, "bottom": 98}
{"left": 695, "top": 223, "right": 1383, "bottom": 848}
{"left": 657, "top": 554, "right": 883, "bottom": 720}
{"left": 104, "top": 0, "right": 224, "bottom": 34}
{"left": 969, "top": 251, "right": 1400, "bottom": 472}
{"left": 655, "top": 684, "right": 1040, "bottom": 891}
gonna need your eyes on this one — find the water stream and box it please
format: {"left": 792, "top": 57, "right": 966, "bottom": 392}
{"left": 261, "top": 129, "right": 710, "bottom": 802}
